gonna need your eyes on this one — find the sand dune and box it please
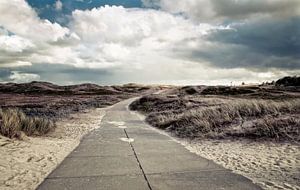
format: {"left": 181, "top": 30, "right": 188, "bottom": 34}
{"left": 0, "top": 108, "right": 106, "bottom": 190}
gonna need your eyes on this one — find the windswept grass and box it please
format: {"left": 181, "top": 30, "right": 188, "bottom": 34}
{"left": 130, "top": 94, "right": 300, "bottom": 142}
{"left": 0, "top": 108, "right": 56, "bottom": 138}
{"left": 246, "top": 117, "right": 299, "bottom": 141}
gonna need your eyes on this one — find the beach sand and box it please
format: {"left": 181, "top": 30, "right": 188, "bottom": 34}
{"left": 0, "top": 108, "right": 106, "bottom": 190}
{"left": 180, "top": 139, "right": 300, "bottom": 190}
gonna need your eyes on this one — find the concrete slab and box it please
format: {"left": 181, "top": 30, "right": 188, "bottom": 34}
{"left": 38, "top": 175, "right": 149, "bottom": 190}
{"left": 48, "top": 155, "right": 142, "bottom": 178}
{"left": 68, "top": 141, "right": 133, "bottom": 157}
{"left": 138, "top": 153, "right": 223, "bottom": 174}
{"left": 148, "top": 170, "right": 262, "bottom": 190}
{"left": 132, "top": 140, "right": 192, "bottom": 155}
{"left": 124, "top": 119, "right": 148, "bottom": 125}
{"left": 129, "top": 132, "right": 171, "bottom": 141}
{"left": 82, "top": 129, "right": 125, "bottom": 141}
{"left": 125, "top": 127, "right": 163, "bottom": 134}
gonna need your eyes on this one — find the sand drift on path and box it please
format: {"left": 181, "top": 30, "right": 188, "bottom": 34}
{"left": 0, "top": 108, "right": 106, "bottom": 190}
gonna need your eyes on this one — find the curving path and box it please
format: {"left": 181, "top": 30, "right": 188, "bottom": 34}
{"left": 38, "top": 98, "right": 262, "bottom": 190}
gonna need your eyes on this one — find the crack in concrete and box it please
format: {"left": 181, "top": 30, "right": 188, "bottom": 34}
{"left": 124, "top": 129, "right": 153, "bottom": 190}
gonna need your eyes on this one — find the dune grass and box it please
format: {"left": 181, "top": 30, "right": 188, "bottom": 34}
{"left": 0, "top": 108, "right": 56, "bottom": 139}
{"left": 130, "top": 95, "right": 300, "bottom": 141}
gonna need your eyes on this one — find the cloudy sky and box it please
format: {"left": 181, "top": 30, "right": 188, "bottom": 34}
{"left": 0, "top": 0, "right": 299, "bottom": 85}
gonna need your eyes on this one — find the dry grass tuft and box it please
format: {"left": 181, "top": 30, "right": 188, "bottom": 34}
{"left": 0, "top": 108, "right": 56, "bottom": 138}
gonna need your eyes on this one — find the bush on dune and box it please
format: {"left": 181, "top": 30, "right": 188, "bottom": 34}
{"left": 0, "top": 108, "right": 56, "bottom": 139}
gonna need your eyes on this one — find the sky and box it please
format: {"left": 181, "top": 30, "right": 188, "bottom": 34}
{"left": 0, "top": 0, "right": 299, "bottom": 85}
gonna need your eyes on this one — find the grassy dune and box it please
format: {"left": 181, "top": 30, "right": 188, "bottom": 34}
{"left": 130, "top": 87, "right": 300, "bottom": 142}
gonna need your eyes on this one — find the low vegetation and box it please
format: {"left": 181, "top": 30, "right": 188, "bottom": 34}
{"left": 0, "top": 109, "right": 56, "bottom": 139}
{"left": 130, "top": 86, "right": 300, "bottom": 142}
{"left": 0, "top": 81, "right": 159, "bottom": 119}
{"left": 0, "top": 81, "right": 160, "bottom": 139}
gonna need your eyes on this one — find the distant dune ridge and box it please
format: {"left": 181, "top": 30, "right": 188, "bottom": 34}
{"left": 0, "top": 81, "right": 154, "bottom": 95}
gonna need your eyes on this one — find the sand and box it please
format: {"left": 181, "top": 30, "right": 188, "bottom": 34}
{"left": 179, "top": 139, "right": 300, "bottom": 190}
{"left": 0, "top": 108, "right": 106, "bottom": 190}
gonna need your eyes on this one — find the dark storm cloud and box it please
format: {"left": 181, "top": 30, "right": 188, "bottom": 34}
{"left": 191, "top": 46, "right": 299, "bottom": 70}
{"left": 176, "top": 17, "right": 300, "bottom": 70}
{"left": 208, "top": 17, "right": 300, "bottom": 58}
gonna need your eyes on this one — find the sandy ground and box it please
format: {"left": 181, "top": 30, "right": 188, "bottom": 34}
{"left": 0, "top": 108, "right": 106, "bottom": 190}
{"left": 179, "top": 139, "right": 300, "bottom": 190}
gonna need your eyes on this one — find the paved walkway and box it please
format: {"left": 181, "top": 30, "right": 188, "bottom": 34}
{"left": 38, "top": 98, "right": 262, "bottom": 190}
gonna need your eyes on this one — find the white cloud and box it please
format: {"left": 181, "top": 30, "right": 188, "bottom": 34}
{"left": 9, "top": 71, "right": 40, "bottom": 83}
{"left": 0, "top": 35, "right": 34, "bottom": 52}
{"left": 55, "top": 0, "right": 63, "bottom": 11}
{"left": 101, "top": 43, "right": 130, "bottom": 61}
{"left": 0, "top": 0, "right": 80, "bottom": 68}
{"left": 70, "top": 5, "right": 217, "bottom": 69}
{"left": 0, "top": 0, "right": 70, "bottom": 42}
{"left": 1, "top": 61, "right": 32, "bottom": 68}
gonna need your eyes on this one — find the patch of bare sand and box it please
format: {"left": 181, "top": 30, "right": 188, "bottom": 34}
{"left": 0, "top": 108, "right": 106, "bottom": 190}
{"left": 180, "top": 139, "right": 300, "bottom": 190}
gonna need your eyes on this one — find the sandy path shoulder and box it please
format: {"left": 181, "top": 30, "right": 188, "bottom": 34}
{"left": 0, "top": 108, "right": 106, "bottom": 190}
{"left": 180, "top": 139, "right": 300, "bottom": 190}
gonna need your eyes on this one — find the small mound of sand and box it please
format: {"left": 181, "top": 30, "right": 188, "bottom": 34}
{"left": 0, "top": 108, "right": 106, "bottom": 190}
{"left": 180, "top": 139, "right": 300, "bottom": 190}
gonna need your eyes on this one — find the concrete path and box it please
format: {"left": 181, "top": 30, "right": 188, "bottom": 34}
{"left": 38, "top": 98, "right": 262, "bottom": 190}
